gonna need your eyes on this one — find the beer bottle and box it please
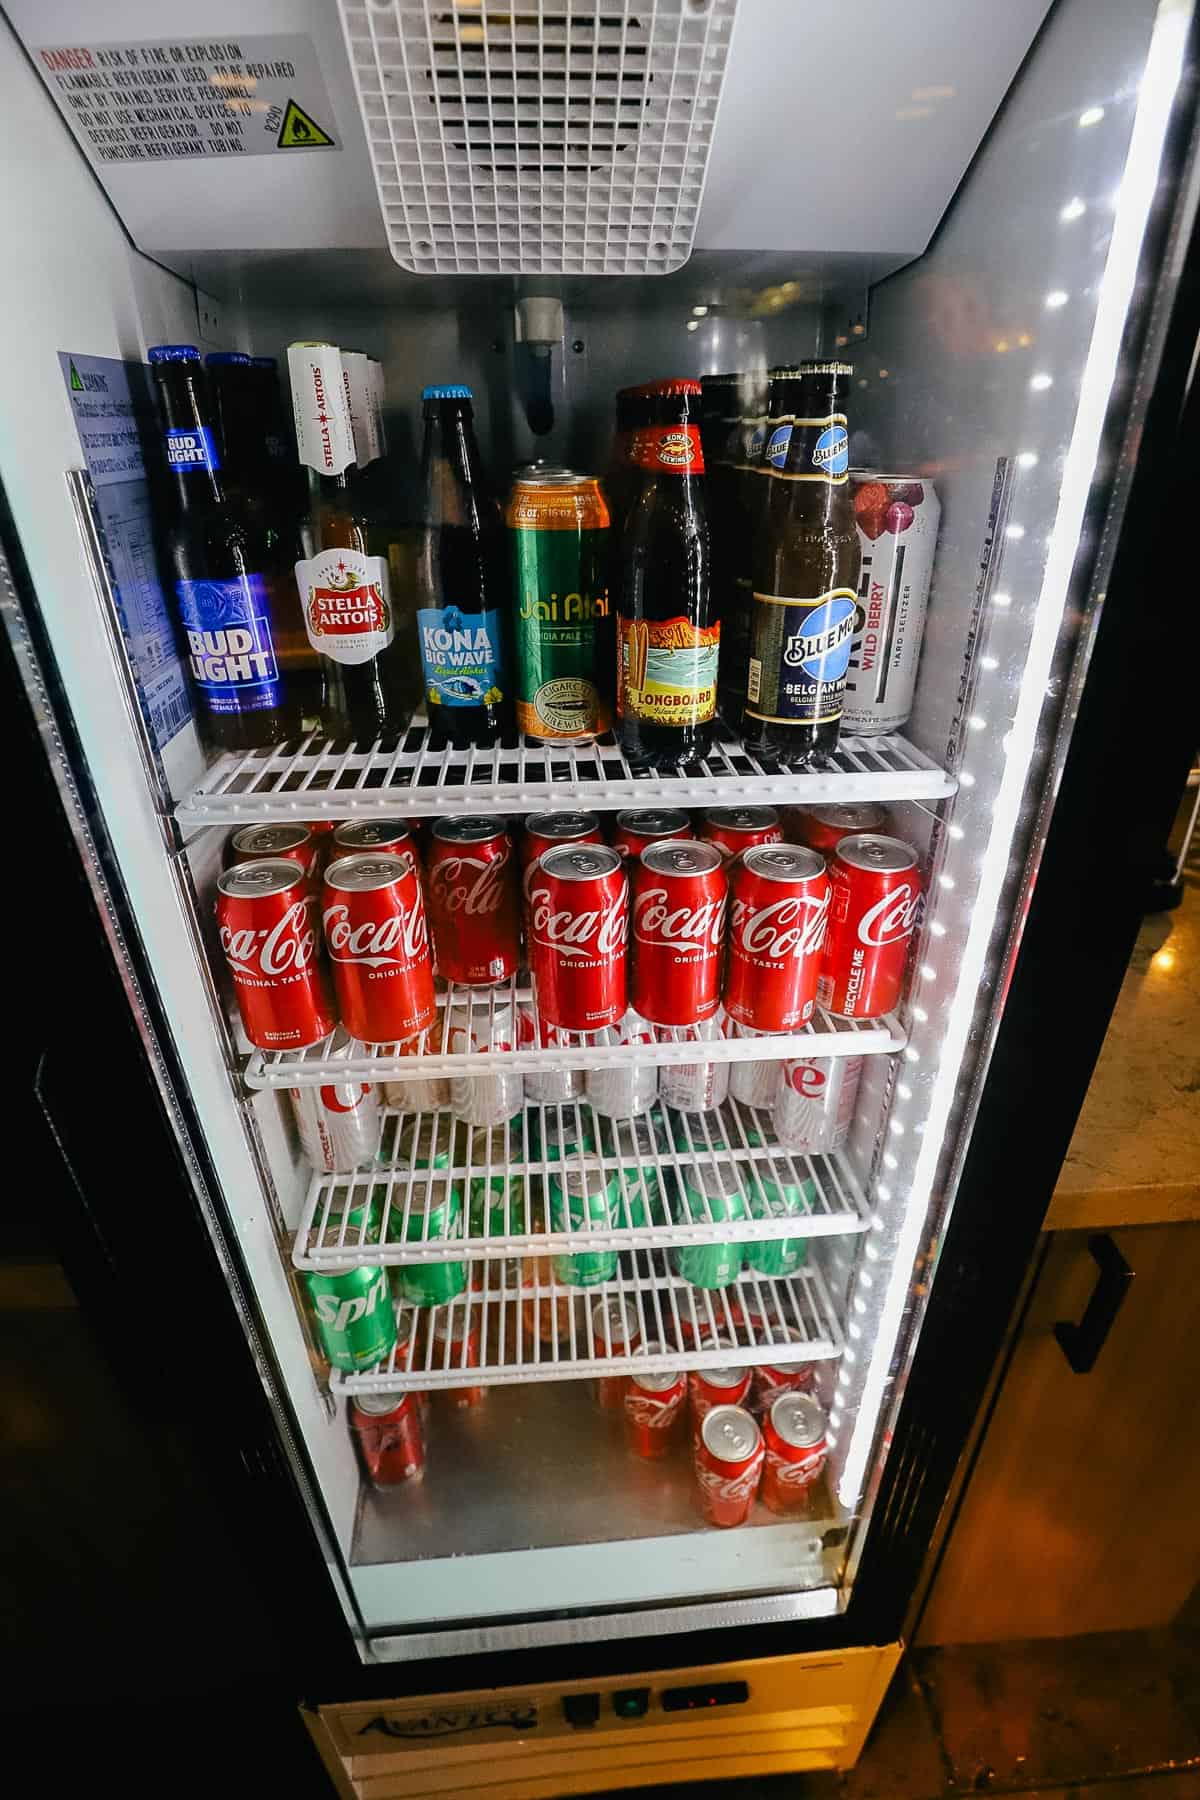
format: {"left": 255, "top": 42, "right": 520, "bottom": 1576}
{"left": 743, "top": 361, "right": 859, "bottom": 764}
{"left": 701, "top": 369, "right": 766, "bottom": 726}
{"left": 149, "top": 344, "right": 302, "bottom": 751}
{"left": 288, "top": 342, "right": 411, "bottom": 742}
{"left": 415, "top": 384, "right": 509, "bottom": 748}
{"left": 615, "top": 380, "right": 716, "bottom": 768}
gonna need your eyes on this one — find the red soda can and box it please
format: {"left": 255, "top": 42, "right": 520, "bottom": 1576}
{"left": 631, "top": 840, "right": 727, "bottom": 1027}
{"left": 431, "top": 1303, "right": 485, "bottom": 1408}
{"left": 528, "top": 843, "right": 628, "bottom": 1032}
{"left": 790, "top": 802, "right": 888, "bottom": 855}
{"left": 725, "top": 845, "right": 830, "bottom": 1032}
{"left": 229, "top": 822, "right": 319, "bottom": 884}
{"left": 752, "top": 1332, "right": 817, "bottom": 1415}
{"left": 689, "top": 1351, "right": 752, "bottom": 1437}
{"left": 350, "top": 1392, "right": 426, "bottom": 1486}
{"left": 694, "top": 1404, "right": 764, "bottom": 1527}
{"left": 700, "top": 807, "right": 783, "bottom": 864}
{"left": 761, "top": 1393, "right": 828, "bottom": 1514}
{"left": 612, "top": 808, "right": 693, "bottom": 860}
{"left": 520, "top": 811, "right": 604, "bottom": 940}
{"left": 216, "top": 860, "right": 336, "bottom": 1049}
{"left": 818, "top": 834, "right": 921, "bottom": 1019}
{"left": 623, "top": 1350, "right": 687, "bottom": 1458}
{"left": 427, "top": 818, "right": 520, "bottom": 986}
{"left": 322, "top": 853, "right": 437, "bottom": 1044}
{"left": 332, "top": 818, "right": 419, "bottom": 876}
{"left": 592, "top": 1297, "right": 641, "bottom": 1411}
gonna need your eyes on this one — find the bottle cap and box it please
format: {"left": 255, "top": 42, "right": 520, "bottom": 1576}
{"left": 148, "top": 344, "right": 200, "bottom": 364}
{"left": 422, "top": 383, "right": 473, "bottom": 401}
{"left": 205, "top": 351, "right": 252, "bottom": 366}
{"left": 250, "top": 356, "right": 278, "bottom": 370}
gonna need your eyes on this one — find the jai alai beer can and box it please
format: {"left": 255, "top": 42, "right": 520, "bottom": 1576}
{"left": 632, "top": 840, "right": 727, "bottom": 1027}
{"left": 332, "top": 818, "right": 419, "bottom": 876}
{"left": 658, "top": 1017, "right": 730, "bottom": 1113}
{"left": 350, "top": 1392, "right": 425, "bottom": 1486}
{"left": 322, "top": 853, "right": 437, "bottom": 1045}
{"left": 427, "top": 817, "right": 520, "bottom": 986}
{"left": 289, "top": 1074, "right": 381, "bottom": 1173}
{"left": 689, "top": 1351, "right": 752, "bottom": 1436}
{"left": 773, "top": 1055, "right": 863, "bottom": 1154}
{"left": 699, "top": 806, "right": 783, "bottom": 864}
{"left": 612, "top": 808, "right": 693, "bottom": 860}
{"left": 845, "top": 472, "right": 940, "bottom": 735}
{"left": 694, "top": 1404, "right": 764, "bottom": 1527}
{"left": 761, "top": 1392, "right": 828, "bottom": 1512}
{"left": 725, "top": 845, "right": 831, "bottom": 1033}
{"left": 229, "top": 822, "right": 319, "bottom": 884}
{"left": 528, "top": 842, "right": 628, "bottom": 1033}
{"left": 305, "top": 1266, "right": 396, "bottom": 1371}
{"left": 818, "top": 834, "right": 922, "bottom": 1018}
{"left": 592, "top": 1297, "right": 641, "bottom": 1411}
{"left": 752, "top": 1331, "right": 817, "bottom": 1415}
{"left": 216, "top": 859, "right": 336, "bottom": 1049}
{"left": 623, "top": 1350, "right": 687, "bottom": 1458}
{"left": 508, "top": 467, "right": 610, "bottom": 742}
{"left": 790, "top": 802, "right": 888, "bottom": 855}
{"left": 586, "top": 1009, "right": 659, "bottom": 1118}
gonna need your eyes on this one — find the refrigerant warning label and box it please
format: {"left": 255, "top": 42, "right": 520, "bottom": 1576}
{"left": 34, "top": 35, "right": 339, "bottom": 163}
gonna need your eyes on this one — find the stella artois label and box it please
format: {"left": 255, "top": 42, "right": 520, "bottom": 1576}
{"left": 295, "top": 548, "right": 394, "bottom": 666}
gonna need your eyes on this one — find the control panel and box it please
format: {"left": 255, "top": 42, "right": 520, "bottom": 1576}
{"left": 562, "top": 1679, "right": 749, "bottom": 1728}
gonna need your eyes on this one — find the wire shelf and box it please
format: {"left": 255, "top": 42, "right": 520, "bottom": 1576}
{"left": 294, "top": 1100, "right": 870, "bottom": 1269}
{"left": 331, "top": 1251, "right": 845, "bottom": 1395}
{"left": 246, "top": 992, "right": 902, "bottom": 1088}
{"left": 175, "top": 719, "right": 955, "bottom": 826}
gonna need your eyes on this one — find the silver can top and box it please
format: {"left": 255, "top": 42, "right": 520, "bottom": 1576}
{"left": 684, "top": 1161, "right": 745, "bottom": 1202}
{"left": 432, "top": 1306, "right": 474, "bottom": 1344}
{"left": 701, "top": 1404, "right": 761, "bottom": 1463}
{"left": 616, "top": 808, "right": 690, "bottom": 835}
{"left": 804, "top": 803, "right": 885, "bottom": 831}
{"left": 432, "top": 817, "right": 508, "bottom": 844}
{"left": 632, "top": 1345, "right": 681, "bottom": 1391}
{"left": 698, "top": 1339, "right": 746, "bottom": 1389}
{"left": 741, "top": 844, "right": 826, "bottom": 884}
{"left": 525, "top": 812, "right": 601, "bottom": 841}
{"left": 333, "top": 819, "right": 412, "bottom": 850}
{"left": 512, "top": 463, "right": 583, "bottom": 485}
{"left": 769, "top": 1392, "right": 826, "bottom": 1448}
{"left": 353, "top": 1391, "right": 410, "bottom": 1416}
{"left": 217, "top": 857, "right": 308, "bottom": 899}
{"left": 703, "top": 806, "right": 780, "bottom": 834}
{"left": 640, "top": 839, "right": 723, "bottom": 878}
{"left": 231, "top": 823, "right": 311, "bottom": 856}
{"left": 835, "top": 833, "right": 918, "bottom": 875}
{"left": 540, "top": 843, "right": 623, "bottom": 882}
{"left": 324, "top": 852, "right": 411, "bottom": 892}
{"left": 611, "top": 1115, "right": 663, "bottom": 1157}
{"left": 591, "top": 1297, "right": 638, "bottom": 1343}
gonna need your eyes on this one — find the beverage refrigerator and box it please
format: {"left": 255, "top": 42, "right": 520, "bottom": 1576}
{"left": 4, "top": 0, "right": 1200, "bottom": 1792}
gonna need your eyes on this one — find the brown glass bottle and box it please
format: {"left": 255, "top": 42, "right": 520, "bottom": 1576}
{"left": 702, "top": 369, "right": 767, "bottom": 726}
{"left": 743, "top": 362, "right": 859, "bottom": 764}
{"left": 615, "top": 381, "right": 715, "bottom": 768}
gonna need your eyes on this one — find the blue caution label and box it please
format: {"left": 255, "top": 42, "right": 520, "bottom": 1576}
{"left": 177, "top": 574, "right": 282, "bottom": 715}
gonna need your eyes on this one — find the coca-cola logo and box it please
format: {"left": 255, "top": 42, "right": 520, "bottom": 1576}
{"left": 323, "top": 899, "right": 427, "bottom": 968}
{"left": 319, "top": 1082, "right": 373, "bottom": 1114}
{"left": 858, "top": 881, "right": 921, "bottom": 947}
{"left": 783, "top": 1061, "right": 826, "bottom": 1099}
{"left": 221, "top": 900, "right": 318, "bottom": 979}
{"left": 530, "top": 882, "right": 628, "bottom": 959}
{"left": 731, "top": 891, "right": 828, "bottom": 961}
{"left": 634, "top": 886, "right": 726, "bottom": 950}
{"left": 430, "top": 851, "right": 509, "bottom": 918}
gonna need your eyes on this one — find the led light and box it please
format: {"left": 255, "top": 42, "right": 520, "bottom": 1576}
{"left": 903, "top": 1048, "right": 920, "bottom": 1062}
{"left": 848, "top": 1322, "right": 863, "bottom": 1340}
{"left": 853, "top": 1298, "right": 868, "bottom": 1316}
{"left": 1045, "top": 289, "right": 1069, "bottom": 308}
{"left": 889, "top": 1121, "right": 906, "bottom": 1136}
{"left": 1017, "top": 451, "right": 1039, "bottom": 469}
{"left": 1030, "top": 372, "right": 1054, "bottom": 390}
{"left": 1060, "top": 195, "right": 1087, "bottom": 221}
{"left": 883, "top": 1152, "right": 899, "bottom": 1170}
{"left": 836, "top": 1368, "right": 851, "bottom": 1385}
{"left": 829, "top": 1409, "right": 843, "bottom": 1427}
{"left": 959, "top": 772, "right": 976, "bottom": 788}
{"left": 948, "top": 825, "right": 965, "bottom": 840}
{"left": 929, "top": 922, "right": 946, "bottom": 939}
{"left": 1005, "top": 524, "right": 1026, "bottom": 539}
{"left": 1079, "top": 105, "right": 1105, "bottom": 127}
{"left": 875, "top": 1184, "right": 892, "bottom": 1202}
{"left": 938, "top": 874, "right": 956, "bottom": 889}
{"left": 826, "top": 1433, "right": 838, "bottom": 1450}
{"left": 842, "top": 1347, "right": 856, "bottom": 1364}
{"left": 686, "top": 320, "right": 699, "bottom": 332}
{"left": 993, "top": 591, "right": 1012, "bottom": 606}
{"left": 860, "top": 1272, "right": 874, "bottom": 1290}
{"left": 864, "top": 1244, "right": 880, "bottom": 1262}
{"left": 879, "top": 368, "right": 890, "bottom": 378}
{"left": 968, "top": 714, "right": 986, "bottom": 729}
{"left": 897, "top": 1084, "right": 912, "bottom": 1100}
{"left": 980, "top": 655, "right": 999, "bottom": 671}
{"left": 692, "top": 304, "right": 708, "bottom": 316}
{"left": 920, "top": 965, "right": 937, "bottom": 980}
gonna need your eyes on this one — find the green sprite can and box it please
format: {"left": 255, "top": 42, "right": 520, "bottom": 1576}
{"left": 671, "top": 1163, "right": 749, "bottom": 1290}
{"left": 743, "top": 1159, "right": 815, "bottom": 1277}
{"left": 669, "top": 1105, "right": 768, "bottom": 1156}
{"left": 531, "top": 1103, "right": 596, "bottom": 1158}
{"left": 508, "top": 467, "right": 610, "bottom": 744}
{"left": 305, "top": 1266, "right": 397, "bottom": 1371}
{"left": 603, "top": 1113, "right": 668, "bottom": 1229}
{"left": 314, "top": 1186, "right": 383, "bottom": 1247}
{"left": 468, "top": 1123, "right": 529, "bottom": 1239}
{"left": 390, "top": 1114, "right": 468, "bottom": 1306}
{"left": 549, "top": 1167, "right": 622, "bottom": 1286}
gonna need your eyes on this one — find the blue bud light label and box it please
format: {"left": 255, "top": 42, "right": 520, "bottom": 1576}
{"left": 418, "top": 605, "right": 503, "bottom": 708}
{"left": 765, "top": 423, "right": 793, "bottom": 469}
{"left": 176, "top": 575, "right": 282, "bottom": 716}
{"left": 166, "top": 425, "right": 220, "bottom": 472}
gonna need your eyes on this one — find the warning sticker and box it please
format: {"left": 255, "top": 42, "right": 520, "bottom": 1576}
{"left": 34, "top": 35, "right": 339, "bottom": 163}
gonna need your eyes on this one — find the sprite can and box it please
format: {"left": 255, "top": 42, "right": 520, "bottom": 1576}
{"left": 549, "top": 1166, "right": 622, "bottom": 1286}
{"left": 669, "top": 1105, "right": 768, "bottom": 1156}
{"left": 390, "top": 1114, "right": 468, "bottom": 1306}
{"left": 306, "top": 1266, "right": 397, "bottom": 1371}
{"left": 743, "top": 1159, "right": 815, "bottom": 1277}
{"left": 313, "top": 1185, "right": 383, "bottom": 1248}
{"left": 507, "top": 467, "right": 610, "bottom": 743}
{"left": 671, "top": 1163, "right": 749, "bottom": 1290}
{"left": 602, "top": 1113, "right": 668, "bottom": 1229}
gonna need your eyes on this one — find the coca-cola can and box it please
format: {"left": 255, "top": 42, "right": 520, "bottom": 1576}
{"left": 322, "top": 853, "right": 437, "bottom": 1045}
{"left": 752, "top": 1333, "right": 817, "bottom": 1416}
{"left": 700, "top": 807, "right": 783, "bottom": 864}
{"left": 659, "top": 1017, "right": 730, "bottom": 1113}
{"left": 789, "top": 802, "right": 888, "bottom": 855}
{"left": 632, "top": 840, "right": 726, "bottom": 1027}
{"left": 612, "top": 808, "right": 693, "bottom": 860}
{"left": 761, "top": 1393, "right": 828, "bottom": 1513}
{"left": 431, "top": 1302, "right": 485, "bottom": 1408}
{"left": 521, "top": 812, "right": 604, "bottom": 876}
{"left": 427, "top": 818, "right": 520, "bottom": 986}
{"left": 725, "top": 845, "right": 830, "bottom": 1032}
{"left": 727, "top": 1026, "right": 784, "bottom": 1110}
{"left": 623, "top": 1351, "right": 687, "bottom": 1459}
{"left": 689, "top": 1351, "right": 752, "bottom": 1437}
{"left": 229, "top": 822, "right": 319, "bottom": 884}
{"left": 350, "top": 1391, "right": 426, "bottom": 1486}
{"left": 528, "top": 843, "right": 628, "bottom": 1033}
{"left": 517, "top": 1004, "right": 585, "bottom": 1104}
{"left": 290, "top": 1076, "right": 381, "bottom": 1173}
{"left": 585, "top": 1009, "right": 659, "bottom": 1117}
{"left": 694, "top": 1404, "right": 764, "bottom": 1527}
{"left": 592, "top": 1297, "right": 641, "bottom": 1412}
{"left": 216, "top": 859, "right": 336, "bottom": 1049}
{"left": 773, "top": 1055, "right": 863, "bottom": 1154}
{"left": 332, "top": 818, "right": 419, "bottom": 876}
{"left": 446, "top": 1000, "right": 525, "bottom": 1125}
{"left": 818, "top": 834, "right": 921, "bottom": 1018}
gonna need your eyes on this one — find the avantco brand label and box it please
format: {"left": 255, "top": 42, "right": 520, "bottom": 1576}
{"left": 295, "top": 548, "right": 393, "bottom": 666}
{"left": 745, "top": 587, "right": 856, "bottom": 726}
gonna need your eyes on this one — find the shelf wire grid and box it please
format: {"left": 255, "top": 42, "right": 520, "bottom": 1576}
{"left": 294, "top": 1100, "right": 870, "bottom": 1268}
{"left": 175, "top": 721, "right": 956, "bottom": 827}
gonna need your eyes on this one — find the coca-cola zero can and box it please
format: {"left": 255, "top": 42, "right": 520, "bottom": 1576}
{"left": 700, "top": 806, "right": 783, "bottom": 863}
{"left": 818, "top": 833, "right": 921, "bottom": 1018}
{"left": 427, "top": 817, "right": 520, "bottom": 986}
{"left": 725, "top": 845, "right": 830, "bottom": 1032}
{"left": 528, "top": 842, "right": 628, "bottom": 1033}
{"left": 631, "top": 840, "right": 726, "bottom": 1026}
{"left": 322, "top": 853, "right": 437, "bottom": 1045}
{"left": 216, "top": 859, "right": 336, "bottom": 1049}
{"left": 612, "top": 808, "right": 693, "bottom": 860}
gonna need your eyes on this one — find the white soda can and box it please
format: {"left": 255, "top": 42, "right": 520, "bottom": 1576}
{"left": 773, "top": 1055, "right": 863, "bottom": 1154}
{"left": 289, "top": 1081, "right": 381, "bottom": 1173}
{"left": 727, "top": 1023, "right": 784, "bottom": 1110}
{"left": 659, "top": 1017, "right": 730, "bottom": 1114}
{"left": 586, "top": 1009, "right": 658, "bottom": 1118}
{"left": 447, "top": 1000, "right": 525, "bottom": 1126}
{"left": 383, "top": 1013, "right": 450, "bottom": 1112}
{"left": 844, "top": 473, "right": 940, "bottom": 736}
{"left": 518, "top": 1002, "right": 585, "bottom": 1104}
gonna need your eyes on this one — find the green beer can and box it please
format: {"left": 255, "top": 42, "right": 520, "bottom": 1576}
{"left": 549, "top": 1167, "right": 622, "bottom": 1286}
{"left": 671, "top": 1163, "right": 749, "bottom": 1290}
{"left": 508, "top": 468, "right": 610, "bottom": 743}
{"left": 306, "top": 1266, "right": 397, "bottom": 1371}
{"left": 743, "top": 1159, "right": 815, "bottom": 1277}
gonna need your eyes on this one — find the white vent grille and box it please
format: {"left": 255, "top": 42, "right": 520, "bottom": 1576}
{"left": 337, "top": 0, "right": 739, "bottom": 274}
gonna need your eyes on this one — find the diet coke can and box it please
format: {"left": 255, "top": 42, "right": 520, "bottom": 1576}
{"left": 727, "top": 1029, "right": 784, "bottom": 1110}
{"left": 612, "top": 808, "right": 693, "bottom": 860}
{"left": 818, "top": 834, "right": 921, "bottom": 1019}
{"left": 632, "top": 840, "right": 727, "bottom": 1026}
{"left": 332, "top": 818, "right": 419, "bottom": 875}
{"left": 290, "top": 1072, "right": 381, "bottom": 1172}
{"left": 658, "top": 1017, "right": 730, "bottom": 1113}
{"left": 529, "top": 842, "right": 628, "bottom": 1033}
{"left": 773, "top": 1055, "right": 863, "bottom": 1154}
{"left": 700, "top": 807, "right": 783, "bottom": 863}
{"left": 586, "top": 1009, "right": 659, "bottom": 1117}
{"left": 761, "top": 1393, "right": 828, "bottom": 1513}
{"left": 694, "top": 1405, "right": 764, "bottom": 1527}
{"left": 790, "top": 803, "right": 888, "bottom": 855}
{"left": 216, "top": 860, "right": 336, "bottom": 1049}
{"left": 725, "top": 845, "right": 830, "bottom": 1032}
{"left": 446, "top": 1000, "right": 525, "bottom": 1125}
{"left": 427, "top": 818, "right": 520, "bottom": 986}
{"left": 623, "top": 1351, "right": 687, "bottom": 1458}
{"left": 322, "top": 853, "right": 437, "bottom": 1045}
{"left": 517, "top": 1005, "right": 585, "bottom": 1104}
{"left": 229, "top": 823, "right": 319, "bottom": 884}
{"left": 592, "top": 1297, "right": 641, "bottom": 1411}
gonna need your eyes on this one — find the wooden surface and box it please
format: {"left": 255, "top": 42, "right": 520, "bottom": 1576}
{"left": 918, "top": 1224, "right": 1200, "bottom": 1645}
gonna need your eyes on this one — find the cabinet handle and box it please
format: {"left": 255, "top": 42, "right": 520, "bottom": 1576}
{"left": 1053, "top": 1233, "right": 1134, "bottom": 1373}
